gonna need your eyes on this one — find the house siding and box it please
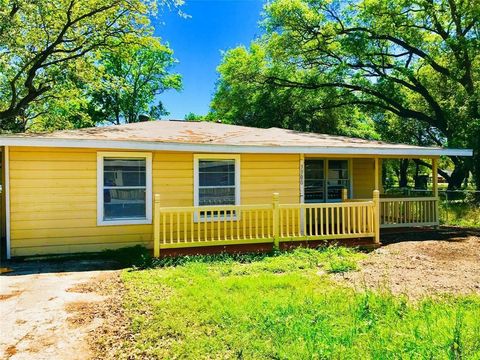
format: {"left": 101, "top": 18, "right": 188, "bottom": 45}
{"left": 9, "top": 148, "right": 379, "bottom": 257}
{"left": 352, "top": 158, "right": 382, "bottom": 198}
{"left": 8, "top": 148, "right": 302, "bottom": 256}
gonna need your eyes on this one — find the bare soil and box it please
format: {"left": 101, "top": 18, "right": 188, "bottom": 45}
{"left": 336, "top": 228, "right": 480, "bottom": 299}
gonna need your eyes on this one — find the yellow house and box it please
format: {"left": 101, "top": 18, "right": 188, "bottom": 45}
{"left": 0, "top": 121, "right": 473, "bottom": 258}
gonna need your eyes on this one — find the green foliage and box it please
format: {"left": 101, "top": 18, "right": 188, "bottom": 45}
{"left": 439, "top": 202, "right": 480, "bottom": 228}
{"left": 184, "top": 112, "right": 218, "bottom": 122}
{"left": 101, "top": 245, "right": 153, "bottom": 268}
{"left": 88, "top": 38, "right": 181, "bottom": 125}
{"left": 212, "top": 0, "right": 480, "bottom": 190}
{"left": 111, "top": 247, "right": 480, "bottom": 359}
{"left": 212, "top": 44, "right": 380, "bottom": 139}
{"left": 0, "top": 0, "right": 183, "bottom": 132}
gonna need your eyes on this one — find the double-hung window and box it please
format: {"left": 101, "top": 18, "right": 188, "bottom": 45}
{"left": 97, "top": 152, "right": 152, "bottom": 225}
{"left": 304, "top": 159, "right": 351, "bottom": 203}
{"left": 194, "top": 155, "right": 240, "bottom": 219}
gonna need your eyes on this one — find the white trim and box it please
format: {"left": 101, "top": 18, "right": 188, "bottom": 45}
{"left": 4, "top": 146, "right": 10, "bottom": 259}
{"left": 97, "top": 151, "right": 152, "bottom": 226}
{"left": 0, "top": 137, "right": 473, "bottom": 157}
{"left": 193, "top": 154, "right": 241, "bottom": 222}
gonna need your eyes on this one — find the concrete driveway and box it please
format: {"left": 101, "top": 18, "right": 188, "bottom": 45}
{"left": 0, "top": 259, "right": 120, "bottom": 360}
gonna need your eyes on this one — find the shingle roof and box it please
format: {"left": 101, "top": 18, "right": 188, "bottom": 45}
{"left": 0, "top": 120, "right": 472, "bottom": 157}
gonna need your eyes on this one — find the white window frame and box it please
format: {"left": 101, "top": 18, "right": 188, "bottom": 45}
{"left": 302, "top": 158, "right": 353, "bottom": 203}
{"left": 97, "top": 152, "right": 152, "bottom": 226}
{"left": 193, "top": 154, "right": 241, "bottom": 222}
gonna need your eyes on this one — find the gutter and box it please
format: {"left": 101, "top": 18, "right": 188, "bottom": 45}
{"left": 0, "top": 136, "right": 473, "bottom": 157}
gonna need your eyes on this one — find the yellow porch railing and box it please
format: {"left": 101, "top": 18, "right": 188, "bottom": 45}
{"left": 153, "top": 191, "right": 381, "bottom": 257}
{"left": 380, "top": 197, "right": 439, "bottom": 228}
{"left": 278, "top": 202, "right": 376, "bottom": 240}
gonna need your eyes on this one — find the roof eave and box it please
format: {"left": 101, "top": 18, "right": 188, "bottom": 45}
{"left": 0, "top": 137, "right": 473, "bottom": 157}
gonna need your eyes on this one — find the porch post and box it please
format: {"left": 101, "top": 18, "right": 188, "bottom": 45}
{"left": 299, "top": 154, "right": 305, "bottom": 235}
{"left": 374, "top": 157, "right": 380, "bottom": 191}
{"left": 373, "top": 190, "right": 380, "bottom": 244}
{"left": 432, "top": 158, "right": 439, "bottom": 225}
{"left": 153, "top": 194, "right": 161, "bottom": 257}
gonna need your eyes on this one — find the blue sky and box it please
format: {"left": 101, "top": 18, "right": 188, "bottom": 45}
{"left": 152, "top": 0, "right": 265, "bottom": 119}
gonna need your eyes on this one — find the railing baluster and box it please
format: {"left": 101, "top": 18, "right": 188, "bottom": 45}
{"left": 162, "top": 212, "right": 166, "bottom": 244}
{"left": 347, "top": 205, "right": 351, "bottom": 234}
{"left": 176, "top": 212, "right": 180, "bottom": 242}
{"left": 236, "top": 209, "right": 240, "bottom": 240}
{"left": 337, "top": 207, "right": 341, "bottom": 235}
{"left": 319, "top": 207, "right": 323, "bottom": 236}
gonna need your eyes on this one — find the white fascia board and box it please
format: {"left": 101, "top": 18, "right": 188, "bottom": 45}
{"left": 0, "top": 136, "right": 473, "bottom": 157}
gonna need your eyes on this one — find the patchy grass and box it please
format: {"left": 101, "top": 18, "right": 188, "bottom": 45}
{"left": 108, "top": 247, "right": 480, "bottom": 359}
{"left": 439, "top": 202, "right": 480, "bottom": 227}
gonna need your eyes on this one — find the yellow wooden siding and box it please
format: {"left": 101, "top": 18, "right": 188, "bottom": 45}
{"left": 9, "top": 148, "right": 378, "bottom": 256}
{"left": 9, "top": 148, "right": 301, "bottom": 256}
{"left": 242, "top": 154, "right": 300, "bottom": 204}
{"left": 352, "top": 158, "right": 381, "bottom": 198}
{"left": 9, "top": 147, "right": 151, "bottom": 256}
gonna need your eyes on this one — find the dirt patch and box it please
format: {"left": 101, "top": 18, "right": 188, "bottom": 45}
{"left": 4, "top": 346, "right": 17, "bottom": 357}
{"left": 65, "top": 301, "right": 103, "bottom": 327}
{"left": 86, "top": 274, "right": 132, "bottom": 360}
{"left": 336, "top": 232, "right": 480, "bottom": 299}
{"left": 0, "top": 290, "right": 22, "bottom": 301}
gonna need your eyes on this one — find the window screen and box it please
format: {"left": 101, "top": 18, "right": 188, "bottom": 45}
{"left": 305, "top": 160, "right": 325, "bottom": 203}
{"left": 327, "top": 160, "right": 350, "bottom": 200}
{"left": 198, "top": 160, "right": 236, "bottom": 206}
{"left": 103, "top": 158, "right": 146, "bottom": 220}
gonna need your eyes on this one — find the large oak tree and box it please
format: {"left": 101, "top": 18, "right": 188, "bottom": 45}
{"left": 213, "top": 0, "right": 479, "bottom": 191}
{"left": 0, "top": 0, "right": 181, "bottom": 131}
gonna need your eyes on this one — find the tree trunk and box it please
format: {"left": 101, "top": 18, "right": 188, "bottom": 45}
{"left": 399, "top": 159, "right": 409, "bottom": 188}
{"left": 448, "top": 159, "right": 470, "bottom": 190}
{"left": 472, "top": 126, "right": 480, "bottom": 202}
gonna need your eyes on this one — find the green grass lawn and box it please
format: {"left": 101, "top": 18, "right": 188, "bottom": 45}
{"left": 113, "top": 247, "right": 480, "bottom": 359}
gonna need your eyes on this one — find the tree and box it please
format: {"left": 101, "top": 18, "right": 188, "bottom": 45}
{"left": 212, "top": 44, "right": 379, "bottom": 140}
{"left": 88, "top": 39, "right": 181, "bottom": 125}
{"left": 213, "top": 0, "right": 479, "bottom": 191}
{"left": 0, "top": 0, "right": 178, "bottom": 131}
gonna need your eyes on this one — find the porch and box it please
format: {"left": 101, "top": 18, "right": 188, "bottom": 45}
{"left": 153, "top": 191, "right": 439, "bottom": 256}
{"left": 152, "top": 156, "right": 441, "bottom": 256}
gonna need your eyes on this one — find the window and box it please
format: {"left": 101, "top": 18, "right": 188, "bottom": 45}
{"left": 304, "top": 159, "right": 350, "bottom": 203}
{"left": 327, "top": 160, "right": 350, "bottom": 200}
{"left": 194, "top": 155, "right": 240, "bottom": 218}
{"left": 97, "top": 152, "right": 152, "bottom": 225}
{"left": 305, "top": 159, "right": 325, "bottom": 203}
